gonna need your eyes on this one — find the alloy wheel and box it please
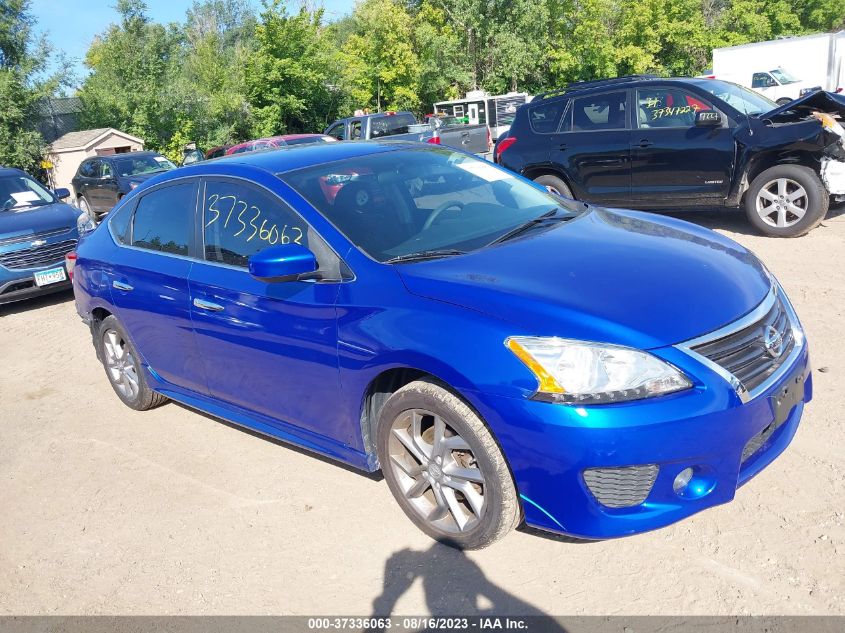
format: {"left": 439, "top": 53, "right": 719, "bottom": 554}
{"left": 755, "top": 178, "right": 808, "bottom": 228}
{"left": 102, "top": 329, "right": 139, "bottom": 400}
{"left": 387, "top": 409, "right": 486, "bottom": 533}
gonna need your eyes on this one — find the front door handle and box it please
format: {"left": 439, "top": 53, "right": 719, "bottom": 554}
{"left": 112, "top": 280, "right": 133, "bottom": 291}
{"left": 637, "top": 139, "right": 653, "bottom": 148}
{"left": 193, "top": 298, "right": 224, "bottom": 312}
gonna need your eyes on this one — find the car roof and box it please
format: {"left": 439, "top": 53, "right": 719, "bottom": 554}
{"left": 0, "top": 167, "right": 26, "bottom": 178}
{"left": 532, "top": 75, "right": 701, "bottom": 102}
{"left": 93, "top": 151, "right": 162, "bottom": 161}
{"left": 165, "top": 140, "right": 421, "bottom": 179}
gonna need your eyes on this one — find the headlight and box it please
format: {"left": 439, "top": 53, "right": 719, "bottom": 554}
{"left": 77, "top": 212, "right": 96, "bottom": 234}
{"left": 506, "top": 336, "right": 692, "bottom": 404}
{"left": 811, "top": 112, "right": 845, "bottom": 138}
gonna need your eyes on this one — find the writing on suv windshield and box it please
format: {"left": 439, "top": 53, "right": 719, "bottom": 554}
{"left": 0, "top": 175, "right": 54, "bottom": 211}
{"left": 281, "top": 148, "right": 581, "bottom": 262}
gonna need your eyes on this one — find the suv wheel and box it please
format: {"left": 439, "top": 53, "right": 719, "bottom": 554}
{"left": 533, "top": 174, "right": 573, "bottom": 199}
{"left": 97, "top": 315, "right": 167, "bottom": 411}
{"left": 745, "top": 164, "right": 829, "bottom": 237}
{"left": 377, "top": 379, "right": 521, "bottom": 549}
{"left": 78, "top": 196, "right": 93, "bottom": 218}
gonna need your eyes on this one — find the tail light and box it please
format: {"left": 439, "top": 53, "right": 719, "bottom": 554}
{"left": 65, "top": 251, "right": 77, "bottom": 281}
{"left": 427, "top": 136, "right": 441, "bottom": 145}
{"left": 486, "top": 127, "right": 492, "bottom": 152}
{"left": 495, "top": 136, "right": 517, "bottom": 161}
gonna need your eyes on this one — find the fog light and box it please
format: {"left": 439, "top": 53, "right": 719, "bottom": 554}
{"left": 672, "top": 465, "right": 716, "bottom": 499}
{"left": 673, "top": 467, "right": 694, "bottom": 493}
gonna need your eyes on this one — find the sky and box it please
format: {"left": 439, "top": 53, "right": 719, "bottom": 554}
{"left": 29, "top": 0, "right": 354, "bottom": 86}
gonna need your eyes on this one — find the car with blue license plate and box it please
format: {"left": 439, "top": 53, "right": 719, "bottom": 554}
{"left": 72, "top": 142, "right": 811, "bottom": 548}
{"left": 0, "top": 168, "right": 91, "bottom": 305}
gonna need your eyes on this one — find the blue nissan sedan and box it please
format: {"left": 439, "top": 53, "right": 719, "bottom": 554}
{"left": 72, "top": 142, "right": 811, "bottom": 549}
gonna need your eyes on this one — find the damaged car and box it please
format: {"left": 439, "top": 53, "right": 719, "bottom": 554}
{"left": 495, "top": 76, "right": 845, "bottom": 237}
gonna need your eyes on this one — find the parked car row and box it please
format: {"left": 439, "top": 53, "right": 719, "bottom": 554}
{"left": 495, "top": 75, "right": 845, "bottom": 237}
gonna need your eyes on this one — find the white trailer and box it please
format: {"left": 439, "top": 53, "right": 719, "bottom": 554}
{"left": 712, "top": 31, "right": 845, "bottom": 104}
{"left": 433, "top": 91, "right": 531, "bottom": 140}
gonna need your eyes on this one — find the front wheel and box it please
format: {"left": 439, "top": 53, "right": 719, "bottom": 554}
{"left": 776, "top": 97, "right": 792, "bottom": 105}
{"left": 377, "top": 379, "right": 521, "bottom": 549}
{"left": 745, "top": 165, "right": 829, "bottom": 237}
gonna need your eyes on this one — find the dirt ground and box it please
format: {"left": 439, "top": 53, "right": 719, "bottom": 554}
{"left": 1, "top": 205, "right": 843, "bottom": 616}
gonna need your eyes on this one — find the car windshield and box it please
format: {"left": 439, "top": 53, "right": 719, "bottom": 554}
{"left": 114, "top": 155, "right": 176, "bottom": 177}
{"left": 281, "top": 147, "right": 583, "bottom": 262}
{"left": 770, "top": 68, "right": 800, "bottom": 85}
{"left": 0, "top": 175, "right": 55, "bottom": 211}
{"left": 698, "top": 80, "right": 778, "bottom": 115}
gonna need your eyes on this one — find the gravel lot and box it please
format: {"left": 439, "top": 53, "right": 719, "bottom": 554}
{"left": 1, "top": 205, "right": 843, "bottom": 616}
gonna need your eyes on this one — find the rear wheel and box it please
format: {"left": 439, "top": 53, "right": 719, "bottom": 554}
{"left": 745, "top": 164, "right": 828, "bottom": 237}
{"left": 97, "top": 315, "right": 167, "bottom": 411}
{"left": 533, "top": 174, "right": 573, "bottom": 199}
{"left": 377, "top": 379, "right": 520, "bottom": 549}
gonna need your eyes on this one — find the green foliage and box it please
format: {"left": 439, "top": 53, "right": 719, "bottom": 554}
{"left": 0, "top": 0, "right": 65, "bottom": 172}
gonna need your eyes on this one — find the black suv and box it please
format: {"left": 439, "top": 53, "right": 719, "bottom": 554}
{"left": 72, "top": 151, "right": 177, "bottom": 221}
{"left": 496, "top": 75, "right": 845, "bottom": 237}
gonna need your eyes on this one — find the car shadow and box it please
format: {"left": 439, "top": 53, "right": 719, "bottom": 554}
{"left": 0, "top": 288, "right": 74, "bottom": 316}
{"left": 367, "top": 542, "right": 569, "bottom": 626}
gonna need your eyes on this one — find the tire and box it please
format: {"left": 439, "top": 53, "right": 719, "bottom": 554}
{"left": 376, "top": 379, "right": 520, "bottom": 549}
{"left": 533, "top": 174, "right": 573, "bottom": 199}
{"left": 97, "top": 315, "right": 167, "bottom": 411}
{"left": 776, "top": 97, "right": 792, "bottom": 105}
{"left": 78, "top": 196, "right": 95, "bottom": 221}
{"left": 745, "top": 164, "right": 829, "bottom": 237}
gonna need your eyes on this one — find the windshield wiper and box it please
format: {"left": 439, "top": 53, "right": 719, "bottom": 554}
{"left": 488, "top": 208, "right": 570, "bottom": 246}
{"left": 385, "top": 249, "right": 466, "bottom": 264}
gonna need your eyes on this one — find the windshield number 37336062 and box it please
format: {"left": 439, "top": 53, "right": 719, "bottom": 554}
{"left": 205, "top": 193, "right": 303, "bottom": 246}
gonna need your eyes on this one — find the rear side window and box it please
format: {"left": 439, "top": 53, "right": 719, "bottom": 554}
{"left": 202, "top": 180, "right": 310, "bottom": 268}
{"left": 131, "top": 182, "right": 195, "bottom": 256}
{"left": 570, "top": 91, "right": 628, "bottom": 131}
{"left": 527, "top": 101, "right": 565, "bottom": 133}
{"left": 370, "top": 114, "right": 416, "bottom": 138}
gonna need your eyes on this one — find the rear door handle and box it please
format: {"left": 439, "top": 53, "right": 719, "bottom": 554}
{"left": 558, "top": 143, "right": 568, "bottom": 150}
{"left": 193, "top": 298, "right": 224, "bottom": 312}
{"left": 637, "top": 139, "right": 653, "bottom": 148}
{"left": 112, "top": 280, "right": 133, "bottom": 291}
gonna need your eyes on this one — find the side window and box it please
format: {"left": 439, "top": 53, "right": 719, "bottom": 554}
{"left": 100, "top": 162, "right": 113, "bottom": 178}
{"left": 131, "top": 182, "right": 195, "bottom": 255}
{"left": 528, "top": 100, "right": 566, "bottom": 134}
{"left": 79, "top": 160, "right": 95, "bottom": 178}
{"left": 370, "top": 114, "right": 415, "bottom": 138}
{"left": 350, "top": 121, "right": 363, "bottom": 140}
{"left": 637, "top": 88, "right": 714, "bottom": 128}
{"left": 109, "top": 199, "right": 134, "bottom": 244}
{"left": 202, "top": 180, "right": 310, "bottom": 268}
{"left": 327, "top": 123, "right": 346, "bottom": 141}
{"left": 752, "top": 73, "right": 774, "bottom": 88}
{"left": 570, "top": 91, "right": 627, "bottom": 131}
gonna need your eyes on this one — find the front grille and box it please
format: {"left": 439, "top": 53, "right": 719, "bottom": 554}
{"left": 691, "top": 296, "right": 794, "bottom": 393}
{"left": 582, "top": 465, "right": 659, "bottom": 508}
{"left": 0, "top": 227, "right": 69, "bottom": 247}
{"left": 0, "top": 239, "right": 76, "bottom": 270}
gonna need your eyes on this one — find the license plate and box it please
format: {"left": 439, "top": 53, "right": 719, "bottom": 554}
{"left": 770, "top": 365, "right": 807, "bottom": 427}
{"left": 33, "top": 266, "right": 67, "bottom": 287}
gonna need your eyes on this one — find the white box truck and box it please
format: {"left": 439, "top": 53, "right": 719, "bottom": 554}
{"left": 712, "top": 31, "right": 844, "bottom": 104}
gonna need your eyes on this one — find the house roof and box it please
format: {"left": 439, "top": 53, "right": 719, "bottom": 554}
{"left": 49, "top": 128, "right": 144, "bottom": 152}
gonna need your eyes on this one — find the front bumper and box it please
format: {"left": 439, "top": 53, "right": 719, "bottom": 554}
{"left": 470, "top": 325, "right": 811, "bottom": 540}
{"left": 0, "top": 267, "right": 72, "bottom": 305}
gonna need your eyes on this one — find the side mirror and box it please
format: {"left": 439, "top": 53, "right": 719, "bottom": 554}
{"left": 248, "top": 244, "right": 318, "bottom": 282}
{"left": 54, "top": 188, "right": 71, "bottom": 200}
{"left": 695, "top": 110, "right": 723, "bottom": 127}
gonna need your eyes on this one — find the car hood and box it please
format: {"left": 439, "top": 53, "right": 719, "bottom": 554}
{"left": 762, "top": 90, "right": 845, "bottom": 121}
{"left": 396, "top": 208, "right": 771, "bottom": 349}
{"left": 0, "top": 202, "right": 79, "bottom": 242}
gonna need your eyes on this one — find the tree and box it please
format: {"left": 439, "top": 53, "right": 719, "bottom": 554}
{"left": 79, "top": 0, "right": 185, "bottom": 157}
{"left": 339, "top": 0, "right": 420, "bottom": 112}
{"left": 0, "top": 0, "right": 63, "bottom": 172}
{"left": 245, "top": 0, "right": 342, "bottom": 135}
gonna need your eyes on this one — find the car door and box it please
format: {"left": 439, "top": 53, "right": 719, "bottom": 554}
{"left": 98, "top": 160, "right": 121, "bottom": 212}
{"left": 107, "top": 179, "right": 208, "bottom": 394}
{"left": 75, "top": 159, "right": 98, "bottom": 206}
{"left": 188, "top": 177, "right": 347, "bottom": 441}
{"left": 628, "top": 86, "right": 734, "bottom": 206}
{"left": 546, "top": 90, "right": 632, "bottom": 205}
{"left": 752, "top": 72, "right": 778, "bottom": 100}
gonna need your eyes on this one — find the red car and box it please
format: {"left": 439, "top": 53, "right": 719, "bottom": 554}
{"left": 225, "top": 134, "right": 336, "bottom": 156}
